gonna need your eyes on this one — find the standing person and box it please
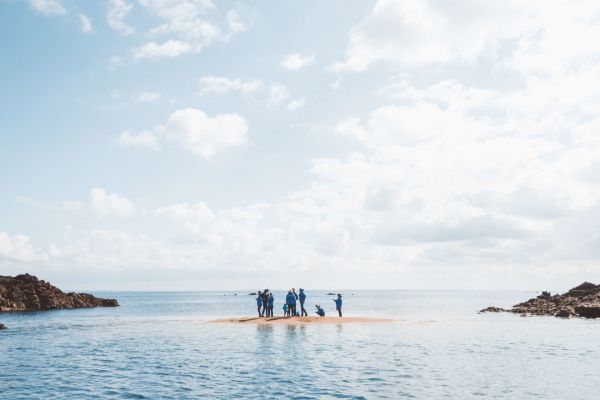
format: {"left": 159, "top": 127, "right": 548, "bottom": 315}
{"left": 286, "top": 290, "right": 296, "bottom": 317}
{"left": 283, "top": 303, "right": 289, "bottom": 317}
{"left": 256, "top": 291, "right": 263, "bottom": 317}
{"left": 333, "top": 293, "right": 343, "bottom": 317}
{"left": 299, "top": 288, "right": 308, "bottom": 316}
{"left": 291, "top": 288, "right": 298, "bottom": 316}
{"left": 267, "top": 292, "right": 274, "bottom": 317}
{"left": 262, "top": 290, "right": 269, "bottom": 316}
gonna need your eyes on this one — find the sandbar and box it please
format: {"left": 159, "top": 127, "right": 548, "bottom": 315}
{"left": 210, "top": 316, "right": 394, "bottom": 325}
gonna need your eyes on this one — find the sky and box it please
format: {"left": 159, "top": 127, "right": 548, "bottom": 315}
{"left": 2, "top": 0, "right": 600, "bottom": 291}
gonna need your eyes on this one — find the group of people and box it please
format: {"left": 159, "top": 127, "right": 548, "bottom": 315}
{"left": 255, "top": 289, "right": 343, "bottom": 318}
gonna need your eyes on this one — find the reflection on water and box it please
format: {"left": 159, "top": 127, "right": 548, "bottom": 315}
{"left": 1, "top": 290, "right": 600, "bottom": 399}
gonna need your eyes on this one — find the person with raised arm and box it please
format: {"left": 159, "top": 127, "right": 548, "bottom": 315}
{"left": 333, "top": 293, "right": 343, "bottom": 317}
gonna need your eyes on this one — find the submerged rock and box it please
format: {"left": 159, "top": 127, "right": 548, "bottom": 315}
{"left": 0, "top": 273, "right": 119, "bottom": 312}
{"left": 0, "top": 323, "right": 6, "bottom": 330}
{"left": 480, "top": 282, "right": 600, "bottom": 319}
{"left": 479, "top": 306, "right": 507, "bottom": 313}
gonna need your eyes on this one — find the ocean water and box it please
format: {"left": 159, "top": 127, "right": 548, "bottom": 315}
{"left": 1, "top": 290, "right": 599, "bottom": 399}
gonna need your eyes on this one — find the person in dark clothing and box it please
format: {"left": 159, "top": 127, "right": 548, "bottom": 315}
{"left": 290, "top": 288, "right": 298, "bottom": 316}
{"left": 299, "top": 288, "right": 308, "bottom": 316}
{"left": 283, "top": 303, "right": 289, "bottom": 317}
{"left": 315, "top": 304, "right": 325, "bottom": 317}
{"left": 290, "top": 289, "right": 297, "bottom": 316}
{"left": 261, "top": 290, "right": 269, "bottom": 316}
{"left": 333, "top": 293, "right": 342, "bottom": 317}
{"left": 267, "top": 293, "right": 274, "bottom": 317}
{"left": 256, "top": 291, "right": 263, "bottom": 317}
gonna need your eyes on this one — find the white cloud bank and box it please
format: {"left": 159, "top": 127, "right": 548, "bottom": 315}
{"left": 119, "top": 108, "right": 248, "bottom": 159}
{"left": 13, "top": 0, "right": 600, "bottom": 290}
{"left": 0, "top": 232, "right": 50, "bottom": 263}
{"left": 28, "top": 0, "right": 66, "bottom": 16}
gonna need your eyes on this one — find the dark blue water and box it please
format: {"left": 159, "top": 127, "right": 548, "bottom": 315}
{"left": 1, "top": 291, "right": 599, "bottom": 399}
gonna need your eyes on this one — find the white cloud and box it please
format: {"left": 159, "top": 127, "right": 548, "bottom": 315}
{"left": 227, "top": 9, "right": 247, "bottom": 35}
{"left": 286, "top": 97, "right": 305, "bottom": 111}
{"left": 269, "top": 83, "right": 290, "bottom": 103}
{"left": 159, "top": 108, "right": 248, "bottom": 158}
{"left": 138, "top": 91, "right": 161, "bottom": 102}
{"left": 198, "top": 76, "right": 262, "bottom": 96}
{"left": 15, "top": 196, "right": 83, "bottom": 212}
{"left": 120, "top": 108, "right": 248, "bottom": 159}
{"left": 107, "top": 0, "right": 134, "bottom": 35}
{"left": 281, "top": 53, "right": 315, "bottom": 70}
{"left": 118, "top": 130, "right": 160, "bottom": 150}
{"left": 29, "top": 0, "right": 66, "bottom": 16}
{"left": 138, "top": 0, "right": 247, "bottom": 56}
{"left": 78, "top": 13, "right": 92, "bottom": 34}
{"left": 90, "top": 188, "right": 136, "bottom": 218}
{"left": 330, "top": 0, "right": 532, "bottom": 72}
{"left": 133, "top": 40, "right": 192, "bottom": 60}
{"left": 0, "top": 232, "right": 49, "bottom": 263}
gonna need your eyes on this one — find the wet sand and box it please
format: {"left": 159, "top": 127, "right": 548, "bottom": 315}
{"left": 210, "top": 316, "right": 394, "bottom": 325}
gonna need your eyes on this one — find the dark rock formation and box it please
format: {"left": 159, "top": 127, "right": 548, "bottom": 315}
{"left": 0, "top": 273, "right": 118, "bottom": 312}
{"left": 574, "top": 306, "right": 600, "bottom": 319}
{"left": 0, "top": 323, "right": 6, "bottom": 330}
{"left": 480, "top": 282, "right": 600, "bottom": 319}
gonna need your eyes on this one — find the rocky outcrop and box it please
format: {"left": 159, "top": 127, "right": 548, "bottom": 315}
{"left": 480, "top": 282, "right": 600, "bottom": 318}
{"left": 0, "top": 273, "right": 118, "bottom": 312}
{"left": 0, "top": 323, "right": 6, "bottom": 330}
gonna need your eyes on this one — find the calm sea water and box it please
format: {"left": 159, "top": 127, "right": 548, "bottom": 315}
{"left": 1, "top": 290, "right": 599, "bottom": 399}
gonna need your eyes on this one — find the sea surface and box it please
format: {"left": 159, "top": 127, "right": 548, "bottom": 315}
{"left": 1, "top": 290, "right": 599, "bottom": 399}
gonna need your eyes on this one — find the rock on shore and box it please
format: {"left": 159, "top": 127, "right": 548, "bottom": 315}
{"left": 0, "top": 273, "right": 118, "bottom": 312}
{"left": 480, "top": 282, "right": 600, "bottom": 318}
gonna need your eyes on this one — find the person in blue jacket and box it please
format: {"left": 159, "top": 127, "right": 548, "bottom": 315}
{"left": 283, "top": 303, "right": 289, "bottom": 317}
{"left": 315, "top": 304, "right": 325, "bottom": 317}
{"left": 267, "top": 293, "right": 274, "bottom": 317}
{"left": 256, "top": 291, "right": 263, "bottom": 317}
{"left": 299, "top": 288, "right": 307, "bottom": 316}
{"left": 333, "top": 293, "right": 342, "bottom": 317}
{"left": 286, "top": 290, "right": 297, "bottom": 317}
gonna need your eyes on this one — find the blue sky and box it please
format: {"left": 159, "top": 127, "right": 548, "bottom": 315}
{"left": 2, "top": 0, "right": 600, "bottom": 291}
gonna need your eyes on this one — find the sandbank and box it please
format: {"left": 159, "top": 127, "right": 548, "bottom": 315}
{"left": 210, "top": 316, "right": 394, "bottom": 325}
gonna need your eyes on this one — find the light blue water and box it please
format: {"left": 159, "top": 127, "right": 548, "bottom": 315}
{"left": 1, "top": 290, "right": 599, "bottom": 399}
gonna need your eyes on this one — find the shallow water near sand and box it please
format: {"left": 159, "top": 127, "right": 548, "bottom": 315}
{"left": 1, "top": 290, "right": 599, "bottom": 399}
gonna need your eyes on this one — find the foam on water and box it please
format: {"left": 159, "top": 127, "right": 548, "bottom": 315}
{"left": 1, "top": 291, "right": 599, "bottom": 399}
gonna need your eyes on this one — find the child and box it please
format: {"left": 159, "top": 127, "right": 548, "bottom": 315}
{"left": 283, "top": 303, "right": 289, "bottom": 317}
